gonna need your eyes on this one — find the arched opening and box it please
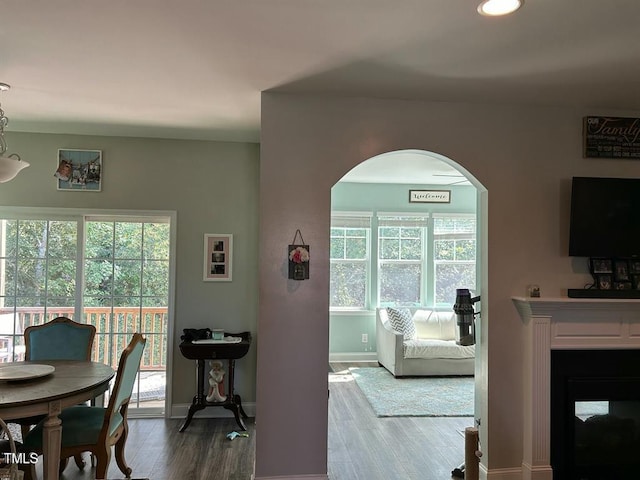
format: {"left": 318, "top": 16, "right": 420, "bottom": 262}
{"left": 327, "top": 149, "right": 487, "bottom": 476}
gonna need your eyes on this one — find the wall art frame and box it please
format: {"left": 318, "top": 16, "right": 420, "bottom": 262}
{"left": 203, "top": 233, "right": 233, "bottom": 282}
{"left": 56, "top": 148, "right": 103, "bottom": 192}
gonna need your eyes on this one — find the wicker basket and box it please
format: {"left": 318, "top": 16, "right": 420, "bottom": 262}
{"left": 0, "top": 418, "right": 23, "bottom": 480}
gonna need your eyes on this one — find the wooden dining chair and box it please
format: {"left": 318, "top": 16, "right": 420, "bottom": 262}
{"left": 16, "top": 316, "right": 96, "bottom": 470}
{"left": 22, "top": 333, "right": 146, "bottom": 480}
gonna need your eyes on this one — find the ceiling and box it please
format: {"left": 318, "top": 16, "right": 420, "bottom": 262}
{"left": 3, "top": 0, "right": 640, "bottom": 149}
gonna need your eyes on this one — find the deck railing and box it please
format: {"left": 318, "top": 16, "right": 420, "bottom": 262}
{"left": 0, "top": 307, "right": 168, "bottom": 370}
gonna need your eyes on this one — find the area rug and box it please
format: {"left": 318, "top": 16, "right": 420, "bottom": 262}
{"left": 349, "top": 367, "right": 473, "bottom": 417}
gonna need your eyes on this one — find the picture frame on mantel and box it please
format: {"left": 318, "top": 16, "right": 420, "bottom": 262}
{"left": 203, "top": 234, "right": 233, "bottom": 282}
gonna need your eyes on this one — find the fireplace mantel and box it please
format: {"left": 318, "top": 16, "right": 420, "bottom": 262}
{"left": 512, "top": 296, "right": 640, "bottom": 480}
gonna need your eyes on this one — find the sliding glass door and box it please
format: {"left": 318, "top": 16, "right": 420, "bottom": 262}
{"left": 0, "top": 209, "right": 173, "bottom": 415}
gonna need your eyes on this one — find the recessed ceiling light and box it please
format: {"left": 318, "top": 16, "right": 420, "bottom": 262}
{"left": 0, "top": 83, "right": 10, "bottom": 92}
{"left": 477, "top": 0, "right": 523, "bottom": 16}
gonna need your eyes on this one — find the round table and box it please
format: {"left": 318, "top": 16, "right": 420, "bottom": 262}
{"left": 0, "top": 360, "right": 115, "bottom": 480}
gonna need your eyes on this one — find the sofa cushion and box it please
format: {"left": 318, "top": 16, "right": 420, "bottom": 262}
{"left": 386, "top": 307, "right": 416, "bottom": 340}
{"left": 413, "top": 309, "right": 456, "bottom": 341}
{"left": 403, "top": 338, "right": 475, "bottom": 359}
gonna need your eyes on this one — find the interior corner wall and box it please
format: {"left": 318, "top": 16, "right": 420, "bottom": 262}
{"left": 257, "top": 91, "right": 640, "bottom": 477}
{"left": 0, "top": 132, "right": 260, "bottom": 412}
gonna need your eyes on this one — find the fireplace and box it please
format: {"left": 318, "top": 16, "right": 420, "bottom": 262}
{"left": 512, "top": 297, "right": 640, "bottom": 480}
{"left": 550, "top": 349, "right": 640, "bottom": 479}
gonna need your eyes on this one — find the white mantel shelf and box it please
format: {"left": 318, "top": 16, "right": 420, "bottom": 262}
{"left": 512, "top": 296, "right": 640, "bottom": 480}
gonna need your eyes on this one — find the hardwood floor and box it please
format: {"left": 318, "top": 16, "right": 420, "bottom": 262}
{"left": 25, "top": 363, "right": 471, "bottom": 479}
{"left": 328, "top": 363, "right": 471, "bottom": 480}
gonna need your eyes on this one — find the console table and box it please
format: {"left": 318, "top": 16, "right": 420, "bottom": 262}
{"left": 178, "top": 331, "right": 251, "bottom": 432}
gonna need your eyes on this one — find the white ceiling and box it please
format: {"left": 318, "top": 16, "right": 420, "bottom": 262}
{"left": 3, "top": 0, "right": 640, "bottom": 149}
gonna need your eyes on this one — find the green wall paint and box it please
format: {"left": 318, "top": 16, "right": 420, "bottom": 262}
{"left": 0, "top": 132, "right": 260, "bottom": 408}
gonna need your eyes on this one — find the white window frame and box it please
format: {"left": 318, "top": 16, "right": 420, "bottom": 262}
{"left": 377, "top": 213, "right": 429, "bottom": 307}
{"left": 330, "top": 212, "right": 372, "bottom": 311}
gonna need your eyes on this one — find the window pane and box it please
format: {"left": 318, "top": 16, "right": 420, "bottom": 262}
{"left": 46, "top": 259, "right": 76, "bottom": 296}
{"left": 400, "top": 238, "right": 421, "bottom": 260}
{"left": 143, "top": 223, "right": 170, "bottom": 260}
{"left": 400, "top": 227, "right": 420, "bottom": 238}
{"left": 435, "top": 240, "right": 455, "bottom": 261}
{"left": 85, "top": 222, "right": 114, "bottom": 258}
{"left": 346, "top": 228, "right": 366, "bottom": 237}
{"left": 113, "top": 260, "right": 142, "bottom": 296}
{"left": 115, "top": 223, "right": 142, "bottom": 258}
{"left": 84, "top": 259, "right": 113, "bottom": 295}
{"left": 330, "top": 237, "right": 345, "bottom": 259}
{"left": 379, "top": 227, "right": 399, "bottom": 237}
{"left": 2, "top": 220, "right": 18, "bottom": 258}
{"left": 379, "top": 239, "right": 399, "bottom": 259}
{"left": 455, "top": 239, "right": 476, "bottom": 261}
{"left": 435, "top": 263, "right": 476, "bottom": 305}
{"left": 330, "top": 263, "right": 366, "bottom": 307}
{"left": 17, "top": 259, "right": 47, "bottom": 295}
{"left": 47, "top": 221, "right": 77, "bottom": 258}
{"left": 0, "top": 259, "right": 17, "bottom": 295}
{"left": 345, "top": 237, "right": 366, "bottom": 259}
{"left": 142, "top": 260, "right": 169, "bottom": 296}
{"left": 17, "top": 221, "right": 48, "bottom": 258}
{"left": 379, "top": 263, "right": 421, "bottom": 306}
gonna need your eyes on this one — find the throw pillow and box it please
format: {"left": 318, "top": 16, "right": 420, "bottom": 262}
{"left": 386, "top": 307, "right": 416, "bottom": 340}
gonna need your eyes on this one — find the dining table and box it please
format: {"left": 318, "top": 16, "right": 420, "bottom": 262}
{"left": 0, "top": 360, "right": 115, "bottom": 480}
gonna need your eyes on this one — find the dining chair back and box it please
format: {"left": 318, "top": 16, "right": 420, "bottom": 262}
{"left": 22, "top": 333, "right": 146, "bottom": 480}
{"left": 25, "top": 317, "right": 96, "bottom": 361}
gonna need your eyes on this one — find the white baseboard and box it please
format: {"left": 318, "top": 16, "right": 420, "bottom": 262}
{"left": 483, "top": 464, "right": 522, "bottom": 480}
{"left": 328, "top": 352, "right": 377, "bottom": 363}
{"left": 170, "top": 402, "right": 256, "bottom": 419}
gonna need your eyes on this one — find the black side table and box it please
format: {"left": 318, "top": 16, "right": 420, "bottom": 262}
{"left": 178, "top": 331, "right": 251, "bottom": 432}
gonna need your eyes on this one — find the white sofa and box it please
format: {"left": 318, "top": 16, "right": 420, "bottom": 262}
{"left": 376, "top": 307, "right": 475, "bottom": 377}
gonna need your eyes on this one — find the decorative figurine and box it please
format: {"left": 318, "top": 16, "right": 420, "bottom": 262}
{"left": 206, "top": 360, "right": 227, "bottom": 402}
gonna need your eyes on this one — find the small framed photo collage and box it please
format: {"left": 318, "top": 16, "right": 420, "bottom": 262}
{"left": 590, "top": 258, "right": 640, "bottom": 290}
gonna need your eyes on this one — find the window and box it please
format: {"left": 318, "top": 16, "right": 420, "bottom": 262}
{"left": 330, "top": 211, "right": 478, "bottom": 310}
{"left": 0, "top": 209, "right": 173, "bottom": 415}
{"left": 377, "top": 215, "right": 428, "bottom": 306}
{"left": 433, "top": 215, "right": 476, "bottom": 306}
{"left": 330, "top": 214, "right": 371, "bottom": 309}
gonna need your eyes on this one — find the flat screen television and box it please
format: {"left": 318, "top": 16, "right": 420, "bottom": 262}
{"left": 569, "top": 176, "right": 640, "bottom": 258}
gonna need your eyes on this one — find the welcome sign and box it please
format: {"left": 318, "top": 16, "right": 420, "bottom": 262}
{"left": 409, "top": 190, "right": 451, "bottom": 203}
{"left": 584, "top": 116, "right": 640, "bottom": 159}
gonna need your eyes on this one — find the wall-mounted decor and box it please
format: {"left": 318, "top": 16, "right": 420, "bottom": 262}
{"left": 409, "top": 189, "right": 451, "bottom": 203}
{"left": 55, "top": 149, "right": 102, "bottom": 191}
{"left": 203, "top": 234, "right": 233, "bottom": 282}
{"left": 583, "top": 116, "right": 640, "bottom": 159}
{"left": 288, "top": 229, "right": 310, "bottom": 280}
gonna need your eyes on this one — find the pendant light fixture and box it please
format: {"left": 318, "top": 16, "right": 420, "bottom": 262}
{"left": 0, "top": 83, "right": 29, "bottom": 183}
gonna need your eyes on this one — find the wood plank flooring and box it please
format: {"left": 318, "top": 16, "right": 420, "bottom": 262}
{"left": 328, "top": 363, "right": 471, "bottom": 480}
{"left": 25, "top": 363, "right": 471, "bottom": 479}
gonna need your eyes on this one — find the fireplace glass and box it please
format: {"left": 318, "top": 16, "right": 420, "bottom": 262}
{"left": 551, "top": 350, "right": 640, "bottom": 480}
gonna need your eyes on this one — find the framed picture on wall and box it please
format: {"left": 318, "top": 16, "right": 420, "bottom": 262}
{"left": 55, "top": 149, "right": 102, "bottom": 191}
{"left": 203, "top": 234, "right": 233, "bottom": 281}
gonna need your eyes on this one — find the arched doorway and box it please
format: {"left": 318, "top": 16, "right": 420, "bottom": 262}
{"left": 327, "top": 149, "right": 486, "bottom": 477}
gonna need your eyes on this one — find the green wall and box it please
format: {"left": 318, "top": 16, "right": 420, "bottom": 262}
{"left": 0, "top": 132, "right": 259, "bottom": 413}
{"left": 329, "top": 181, "right": 476, "bottom": 356}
